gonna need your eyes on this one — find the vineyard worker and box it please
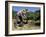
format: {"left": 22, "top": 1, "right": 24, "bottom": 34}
{"left": 17, "top": 9, "right": 27, "bottom": 23}
{"left": 17, "top": 9, "right": 23, "bottom": 23}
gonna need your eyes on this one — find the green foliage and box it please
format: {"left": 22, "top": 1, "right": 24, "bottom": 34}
{"left": 12, "top": 10, "right": 40, "bottom": 21}
{"left": 12, "top": 10, "right": 17, "bottom": 19}
{"left": 27, "top": 10, "right": 40, "bottom": 21}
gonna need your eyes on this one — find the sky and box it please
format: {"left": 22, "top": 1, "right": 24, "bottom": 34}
{"left": 12, "top": 6, "right": 40, "bottom": 12}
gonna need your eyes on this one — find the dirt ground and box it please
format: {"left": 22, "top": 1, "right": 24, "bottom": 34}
{"left": 12, "top": 19, "right": 40, "bottom": 30}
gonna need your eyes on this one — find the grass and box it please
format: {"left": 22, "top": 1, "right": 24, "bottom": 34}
{"left": 12, "top": 19, "right": 40, "bottom": 30}
{"left": 16, "top": 24, "right": 32, "bottom": 30}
